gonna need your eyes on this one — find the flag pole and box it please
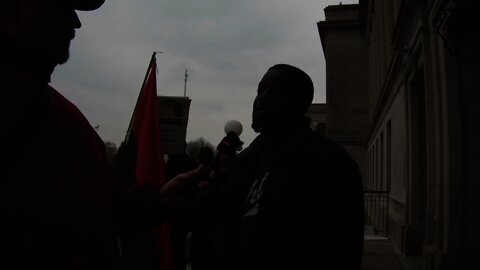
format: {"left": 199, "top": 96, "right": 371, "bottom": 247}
{"left": 123, "top": 51, "right": 162, "bottom": 142}
{"left": 184, "top": 68, "right": 188, "bottom": 97}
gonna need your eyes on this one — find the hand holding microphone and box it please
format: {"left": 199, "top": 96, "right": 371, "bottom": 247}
{"left": 224, "top": 120, "right": 244, "bottom": 151}
{"left": 183, "top": 121, "right": 244, "bottom": 212}
{"left": 160, "top": 120, "right": 244, "bottom": 210}
{"left": 207, "top": 120, "right": 244, "bottom": 178}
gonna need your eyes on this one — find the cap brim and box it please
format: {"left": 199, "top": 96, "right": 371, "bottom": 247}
{"left": 73, "top": 0, "right": 105, "bottom": 11}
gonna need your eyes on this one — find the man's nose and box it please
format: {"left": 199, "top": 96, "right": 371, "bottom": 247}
{"left": 71, "top": 9, "right": 82, "bottom": 29}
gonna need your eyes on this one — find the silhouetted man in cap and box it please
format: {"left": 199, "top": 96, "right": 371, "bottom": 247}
{"left": 209, "top": 64, "right": 365, "bottom": 269}
{"left": 0, "top": 1, "right": 204, "bottom": 269}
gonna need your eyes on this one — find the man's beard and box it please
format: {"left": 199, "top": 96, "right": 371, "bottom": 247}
{"left": 52, "top": 45, "right": 70, "bottom": 64}
{"left": 251, "top": 114, "right": 264, "bottom": 133}
{"left": 251, "top": 116, "right": 273, "bottom": 134}
{"left": 44, "top": 39, "right": 71, "bottom": 65}
{"left": 56, "top": 49, "right": 70, "bottom": 64}
{"left": 251, "top": 122, "right": 261, "bottom": 133}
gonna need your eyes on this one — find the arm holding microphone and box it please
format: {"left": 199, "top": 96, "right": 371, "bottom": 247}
{"left": 159, "top": 120, "right": 244, "bottom": 212}
{"left": 183, "top": 121, "right": 243, "bottom": 270}
{"left": 113, "top": 120, "right": 244, "bottom": 235}
{"left": 205, "top": 120, "right": 244, "bottom": 185}
{"left": 189, "top": 121, "right": 244, "bottom": 207}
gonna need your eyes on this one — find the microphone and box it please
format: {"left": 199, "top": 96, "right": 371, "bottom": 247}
{"left": 207, "top": 120, "right": 244, "bottom": 177}
{"left": 224, "top": 120, "right": 243, "bottom": 137}
{"left": 224, "top": 120, "right": 243, "bottom": 151}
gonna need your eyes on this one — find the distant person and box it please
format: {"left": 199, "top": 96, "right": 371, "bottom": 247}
{"left": 196, "top": 146, "right": 215, "bottom": 167}
{"left": 0, "top": 0, "right": 205, "bottom": 269}
{"left": 166, "top": 143, "right": 199, "bottom": 182}
{"left": 199, "top": 64, "right": 365, "bottom": 269}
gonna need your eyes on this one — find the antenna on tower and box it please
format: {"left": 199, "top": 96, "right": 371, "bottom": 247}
{"left": 184, "top": 68, "right": 188, "bottom": 97}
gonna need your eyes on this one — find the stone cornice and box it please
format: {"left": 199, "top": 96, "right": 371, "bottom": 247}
{"left": 318, "top": 20, "right": 364, "bottom": 56}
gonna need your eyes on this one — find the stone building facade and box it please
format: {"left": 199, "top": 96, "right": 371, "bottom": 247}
{"left": 318, "top": 1, "right": 479, "bottom": 269}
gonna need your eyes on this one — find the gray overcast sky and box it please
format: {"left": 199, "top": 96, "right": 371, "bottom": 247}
{"left": 51, "top": 0, "right": 357, "bottom": 148}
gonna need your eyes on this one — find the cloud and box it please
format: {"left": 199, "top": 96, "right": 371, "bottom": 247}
{"left": 51, "top": 0, "right": 358, "bottom": 147}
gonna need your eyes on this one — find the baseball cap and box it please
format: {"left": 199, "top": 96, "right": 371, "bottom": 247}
{"left": 73, "top": 0, "right": 105, "bottom": 11}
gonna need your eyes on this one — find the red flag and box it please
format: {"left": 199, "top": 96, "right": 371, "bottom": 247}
{"left": 129, "top": 54, "right": 165, "bottom": 185}
{"left": 120, "top": 52, "right": 174, "bottom": 270}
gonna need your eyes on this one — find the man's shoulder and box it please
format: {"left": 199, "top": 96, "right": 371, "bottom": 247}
{"left": 307, "top": 132, "right": 359, "bottom": 169}
{"left": 49, "top": 87, "right": 99, "bottom": 131}
{"left": 49, "top": 87, "right": 85, "bottom": 119}
{"left": 48, "top": 87, "right": 104, "bottom": 145}
{"left": 311, "top": 133, "right": 348, "bottom": 156}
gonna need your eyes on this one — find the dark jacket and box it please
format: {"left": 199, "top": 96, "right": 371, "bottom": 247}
{"left": 0, "top": 35, "right": 165, "bottom": 270}
{"left": 0, "top": 35, "right": 120, "bottom": 269}
{"left": 214, "top": 124, "right": 364, "bottom": 269}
